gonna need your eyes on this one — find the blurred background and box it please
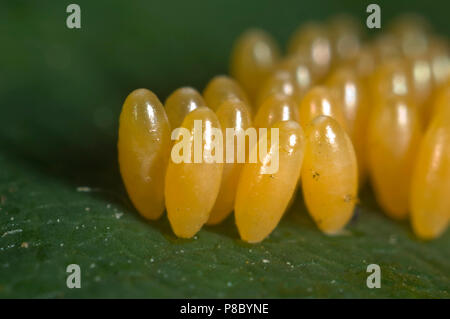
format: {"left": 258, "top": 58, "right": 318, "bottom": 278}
{"left": 0, "top": 0, "right": 449, "bottom": 298}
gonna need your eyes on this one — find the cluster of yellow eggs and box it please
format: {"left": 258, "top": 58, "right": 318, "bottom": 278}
{"left": 118, "top": 14, "right": 450, "bottom": 243}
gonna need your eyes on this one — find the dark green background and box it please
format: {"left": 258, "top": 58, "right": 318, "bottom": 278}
{"left": 0, "top": 0, "right": 448, "bottom": 298}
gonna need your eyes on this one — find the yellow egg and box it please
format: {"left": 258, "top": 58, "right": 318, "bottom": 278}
{"left": 165, "top": 107, "right": 223, "bottom": 238}
{"left": 301, "top": 116, "right": 358, "bottom": 234}
{"left": 298, "top": 86, "right": 347, "bottom": 131}
{"left": 370, "top": 58, "right": 413, "bottom": 106}
{"left": 203, "top": 75, "right": 251, "bottom": 112}
{"left": 389, "top": 13, "right": 431, "bottom": 57}
{"left": 288, "top": 22, "right": 333, "bottom": 80}
{"left": 410, "top": 118, "right": 450, "bottom": 240}
{"left": 371, "top": 34, "right": 403, "bottom": 62}
{"left": 404, "top": 55, "right": 435, "bottom": 124}
{"left": 235, "top": 120, "right": 305, "bottom": 243}
{"left": 327, "top": 14, "right": 363, "bottom": 64}
{"left": 230, "top": 29, "right": 280, "bottom": 102}
{"left": 165, "top": 87, "right": 206, "bottom": 129}
{"left": 430, "top": 81, "right": 450, "bottom": 122}
{"left": 367, "top": 95, "right": 422, "bottom": 220}
{"left": 207, "top": 100, "right": 252, "bottom": 225}
{"left": 428, "top": 36, "right": 450, "bottom": 88}
{"left": 254, "top": 94, "right": 300, "bottom": 128}
{"left": 326, "top": 67, "right": 370, "bottom": 185}
{"left": 256, "top": 70, "right": 301, "bottom": 108}
{"left": 344, "top": 45, "right": 376, "bottom": 81}
{"left": 118, "top": 89, "right": 171, "bottom": 220}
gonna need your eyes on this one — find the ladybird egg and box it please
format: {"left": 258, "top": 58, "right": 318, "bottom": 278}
{"left": 278, "top": 55, "right": 315, "bottom": 93}
{"left": 165, "top": 107, "right": 223, "bottom": 238}
{"left": 370, "top": 58, "right": 413, "bottom": 105}
{"left": 301, "top": 115, "right": 358, "bottom": 234}
{"left": 389, "top": 13, "right": 431, "bottom": 57}
{"left": 428, "top": 36, "right": 450, "bottom": 88}
{"left": 254, "top": 94, "right": 300, "bottom": 128}
{"left": 203, "top": 75, "right": 251, "bottom": 112}
{"left": 341, "top": 45, "right": 376, "bottom": 113}
{"left": 235, "top": 120, "right": 305, "bottom": 243}
{"left": 349, "top": 45, "right": 377, "bottom": 82}
{"left": 288, "top": 22, "right": 333, "bottom": 80}
{"left": 410, "top": 118, "right": 450, "bottom": 240}
{"left": 431, "top": 81, "right": 450, "bottom": 123}
{"left": 256, "top": 70, "right": 301, "bottom": 108}
{"left": 326, "top": 67, "right": 370, "bottom": 185}
{"left": 165, "top": 87, "right": 206, "bottom": 129}
{"left": 260, "top": 55, "right": 315, "bottom": 105}
{"left": 118, "top": 89, "right": 171, "bottom": 220}
{"left": 327, "top": 14, "right": 363, "bottom": 64}
{"left": 230, "top": 29, "right": 280, "bottom": 102}
{"left": 367, "top": 95, "right": 422, "bottom": 219}
{"left": 372, "top": 34, "right": 403, "bottom": 62}
{"left": 298, "top": 86, "right": 347, "bottom": 131}
{"left": 207, "top": 100, "right": 252, "bottom": 225}
{"left": 406, "top": 54, "right": 433, "bottom": 111}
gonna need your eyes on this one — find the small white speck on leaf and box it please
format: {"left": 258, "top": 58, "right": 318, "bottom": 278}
{"left": 2, "top": 229, "right": 22, "bottom": 237}
{"left": 389, "top": 235, "right": 398, "bottom": 245}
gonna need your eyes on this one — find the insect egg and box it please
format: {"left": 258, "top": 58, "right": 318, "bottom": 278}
{"left": 301, "top": 115, "right": 358, "bottom": 234}
{"left": 118, "top": 89, "right": 171, "bottom": 220}
{"left": 207, "top": 100, "right": 252, "bottom": 225}
{"left": 165, "top": 107, "right": 224, "bottom": 238}
{"left": 254, "top": 94, "right": 300, "bottom": 129}
{"left": 235, "top": 120, "right": 305, "bottom": 243}
{"left": 164, "top": 87, "right": 206, "bottom": 129}
{"left": 230, "top": 29, "right": 281, "bottom": 102}
{"left": 203, "top": 75, "right": 251, "bottom": 112}
{"left": 367, "top": 95, "right": 422, "bottom": 219}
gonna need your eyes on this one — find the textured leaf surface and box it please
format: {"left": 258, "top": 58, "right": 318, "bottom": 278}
{"left": 0, "top": 0, "right": 449, "bottom": 298}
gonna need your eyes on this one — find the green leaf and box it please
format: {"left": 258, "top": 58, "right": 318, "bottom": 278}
{"left": 0, "top": 0, "right": 448, "bottom": 298}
